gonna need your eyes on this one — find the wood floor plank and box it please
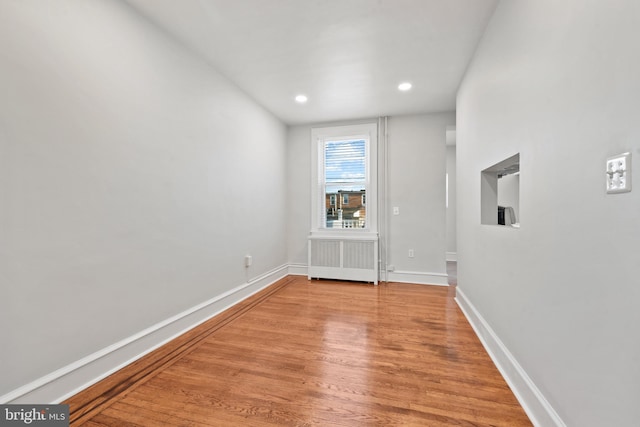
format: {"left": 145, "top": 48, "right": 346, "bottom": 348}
{"left": 68, "top": 276, "right": 532, "bottom": 426}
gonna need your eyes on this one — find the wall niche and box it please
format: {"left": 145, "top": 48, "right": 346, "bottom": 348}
{"left": 481, "top": 153, "right": 520, "bottom": 227}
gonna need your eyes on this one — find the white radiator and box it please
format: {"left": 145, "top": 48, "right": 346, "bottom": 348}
{"left": 308, "top": 235, "right": 378, "bottom": 284}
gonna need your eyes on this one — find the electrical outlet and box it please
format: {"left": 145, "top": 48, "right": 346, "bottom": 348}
{"left": 408, "top": 249, "right": 414, "bottom": 258}
{"left": 607, "top": 152, "right": 632, "bottom": 194}
{"left": 245, "top": 255, "right": 252, "bottom": 267}
{"left": 393, "top": 207, "right": 400, "bottom": 215}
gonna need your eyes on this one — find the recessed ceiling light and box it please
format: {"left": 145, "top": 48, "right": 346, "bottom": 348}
{"left": 295, "top": 94, "right": 308, "bottom": 103}
{"left": 398, "top": 82, "right": 412, "bottom": 91}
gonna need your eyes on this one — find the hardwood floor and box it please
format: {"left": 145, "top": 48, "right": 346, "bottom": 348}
{"left": 66, "top": 275, "right": 531, "bottom": 426}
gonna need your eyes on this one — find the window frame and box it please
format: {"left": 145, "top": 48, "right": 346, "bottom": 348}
{"left": 310, "top": 123, "right": 378, "bottom": 235}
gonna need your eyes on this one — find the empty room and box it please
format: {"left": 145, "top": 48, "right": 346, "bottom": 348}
{"left": 1, "top": 1, "right": 638, "bottom": 426}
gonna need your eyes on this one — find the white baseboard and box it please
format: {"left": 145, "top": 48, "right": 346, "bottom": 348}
{"left": 455, "top": 288, "right": 566, "bottom": 427}
{"left": 287, "top": 263, "right": 308, "bottom": 276}
{"left": 386, "top": 270, "right": 448, "bottom": 286}
{"left": 287, "top": 264, "right": 449, "bottom": 287}
{"left": 446, "top": 252, "right": 457, "bottom": 262}
{"left": 1, "top": 264, "right": 290, "bottom": 405}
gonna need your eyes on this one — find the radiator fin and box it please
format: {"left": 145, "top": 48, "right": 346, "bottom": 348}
{"left": 310, "top": 239, "right": 340, "bottom": 267}
{"left": 343, "top": 240, "right": 375, "bottom": 270}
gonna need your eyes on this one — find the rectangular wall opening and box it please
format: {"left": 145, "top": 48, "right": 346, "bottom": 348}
{"left": 481, "top": 153, "right": 520, "bottom": 227}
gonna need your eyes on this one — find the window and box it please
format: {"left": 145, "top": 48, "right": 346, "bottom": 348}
{"left": 311, "top": 123, "right": 377, "bottom": 233}
{"left": 325, "top": 140, "right": 361, "bottom": 228}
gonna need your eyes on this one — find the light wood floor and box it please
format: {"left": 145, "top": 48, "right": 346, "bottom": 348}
{"left": 66, "top": 275, "right": 532, "bottom": 426}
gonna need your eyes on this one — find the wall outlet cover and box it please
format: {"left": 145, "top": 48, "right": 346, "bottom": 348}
{"left": 606, "top": 152, "right": 631, "bottom": 194}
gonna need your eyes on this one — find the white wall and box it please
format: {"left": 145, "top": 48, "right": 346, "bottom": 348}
{"left": 287, "top": 113, "right": 451, "bottom": 285}
{"left": 446, "top": 145, "right": 457, "bottom": 257}
{"left": 387, "top": 114, "right": 451, "bottom": 283}
{"left": 286, "top": 125, "right": 313, "bottom": 267}
{"left": 457, "top": 1, "right": 640, "bottom": 426}
{"left": 0, "top": 1, "right": 287, "bottom": 400}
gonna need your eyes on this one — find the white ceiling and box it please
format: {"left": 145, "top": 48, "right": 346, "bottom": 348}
{"left": 126, "top": 0, "right": 498, "bottom": 125}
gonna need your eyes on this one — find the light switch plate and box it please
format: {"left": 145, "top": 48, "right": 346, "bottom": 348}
{"left": 606, "top": 152, "right": 631, "bottom": 194}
